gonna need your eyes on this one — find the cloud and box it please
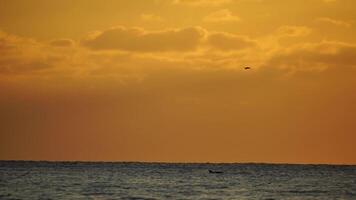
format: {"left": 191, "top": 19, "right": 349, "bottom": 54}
{"left": 140, "top": 14, "right": 164, "bottom": 22}
{"left": 0, "top": 61, "right": 52, "bottom": 75}
{"left": 204, "top": 9, "right": 240, "bottom": 23}
{"left": 50, "top": 39, "right": 75, "bottom": 47}
{"left": 316, "top": 17, "right": 351, "bottom": 28}
{"left": 3, "top": 25, "right": 355, "bottom": 80}
{"left": 266, "top": 41, "right": 356, "bottom": 72}
{"left": 1, "top": 27, "right": 260, "bottom": 79}
{"left": 0, "top": 39, "right": 15, "bottom": 53}
{"left": 173, "top": 0, "right": 231, "bottom": 6}
{"left": 206, "top": 32, "right": 257, "bottom": 50}
{"left": 276, "top": 26, "right": 312, "bottom": 37}
{"left": 0, "top": 31, "right": 24, "bottom": 54}
{"left": 0, "top": 32, "right": 57, "bottom": 75}
{"left": 82, "top": 26, "right": 206, "bottom": 52}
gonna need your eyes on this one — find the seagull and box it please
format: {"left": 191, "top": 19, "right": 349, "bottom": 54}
{"left": 244, "top": 67, "right": 251, "bottom": 70}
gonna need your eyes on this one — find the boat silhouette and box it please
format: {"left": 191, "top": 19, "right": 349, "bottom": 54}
{"left": 208, "top": 170, "right": 223, "bottom": 174}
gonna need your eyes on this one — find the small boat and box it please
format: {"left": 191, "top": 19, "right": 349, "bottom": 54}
{"left": 208, "top": 170, "right": 223, "bottom": 174}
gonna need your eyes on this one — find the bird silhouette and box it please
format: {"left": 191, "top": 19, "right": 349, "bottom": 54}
{"left": 244, "top": 67, "right": 251, "bottom": 70}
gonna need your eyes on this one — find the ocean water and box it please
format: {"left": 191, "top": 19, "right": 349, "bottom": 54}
{"left": 0, "top": 161, "right": 355, "bottom": 199}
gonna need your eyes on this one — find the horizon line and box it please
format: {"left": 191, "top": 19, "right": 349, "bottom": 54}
{"left": 1, "top": 159, "right": 355, "bottom": 166}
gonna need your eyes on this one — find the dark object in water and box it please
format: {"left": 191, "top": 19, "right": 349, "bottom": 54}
{"left": 209, "top": 170, "right": 223, "bottom": 174}
{"left": 244, "top": 66, "right": 251, "bottom": 70}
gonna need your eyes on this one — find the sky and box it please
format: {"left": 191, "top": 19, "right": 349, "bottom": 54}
{"left": 0, "top": 0, "right": 356, "bottom": 164}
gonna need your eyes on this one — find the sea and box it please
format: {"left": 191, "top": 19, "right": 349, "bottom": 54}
{"left": 0, "top": 161, "right": 355, "bottom": 199}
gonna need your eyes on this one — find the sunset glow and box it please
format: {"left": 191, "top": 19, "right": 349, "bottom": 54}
{"left": 1, "top": 0, "right": 356, "bottom": 164}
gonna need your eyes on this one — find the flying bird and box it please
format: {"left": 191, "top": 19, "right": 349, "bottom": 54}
{"left": 244, "top": 66, "right": 251, "bottom": 70}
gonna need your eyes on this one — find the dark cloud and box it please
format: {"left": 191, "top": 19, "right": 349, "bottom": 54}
{"left": 0, "top": 32, "right": 53, "bottom": 75}
{"left": 50, "top": 39, "right": 74, "bottom": 47}
{"left": 0, "top": 38, "right": 15, "bottom": 52}
{"left": 0, "top": 33, "right": 19, "bottom": 54}
{"left": 82, "top": 26, "right": 206, "bottom": 52}
{"left": 276, "top": 26, "right": 311, "bottom": 37}
{"left": 267, "top": 41, "right": 356, "bottom": 71}
{"left": 207, "top": 32, "right": 257, "bottom": 50}
{"left": 0, "top": 61, "right": 52, "bottom": 75}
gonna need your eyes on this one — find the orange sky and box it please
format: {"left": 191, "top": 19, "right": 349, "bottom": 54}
{"left": 1, "top": 0, "right": 356, "bottom": 164}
